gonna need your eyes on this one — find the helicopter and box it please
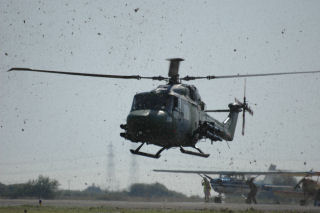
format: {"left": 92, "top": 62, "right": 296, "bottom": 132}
{"left": 8, "top": 58, "right": 320, "bottom": 158}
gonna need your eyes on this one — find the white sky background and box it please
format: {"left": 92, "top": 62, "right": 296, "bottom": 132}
{"left": 1, "top": 0, "right": 320, "bottom": 197}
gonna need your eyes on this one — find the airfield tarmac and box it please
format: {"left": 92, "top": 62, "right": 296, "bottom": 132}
{"left": 1, "top": 199, "right": 320, "bottom": 212}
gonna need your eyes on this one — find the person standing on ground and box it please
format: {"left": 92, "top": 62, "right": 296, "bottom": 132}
{"left": 202, "top": 177, "right": 211, "bottom": 202}
{"left": 246, "top": 177, "right": 257, "bottom": 204}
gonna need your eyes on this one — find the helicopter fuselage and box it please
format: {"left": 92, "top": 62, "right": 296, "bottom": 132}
{"left": 121, "top": 84, "right": 241, "bottom": 151}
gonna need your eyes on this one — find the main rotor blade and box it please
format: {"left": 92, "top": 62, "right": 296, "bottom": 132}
{"left": 211, "top": 70, "right": 320, "bottom": 79}
{"left": 181, "top": 70, "right": 320, "bottom": 81}
{"left": 8, "top": 68, "right": 168, "bottom": 81}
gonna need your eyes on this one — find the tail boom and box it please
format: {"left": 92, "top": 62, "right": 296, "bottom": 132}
{"left": 200, "top": 103, "right": 241, "bottom": 142}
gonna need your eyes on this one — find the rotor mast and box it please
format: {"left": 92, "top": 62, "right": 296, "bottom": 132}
{"left": 167, "top": 58, "right": 184, "bottom": 84}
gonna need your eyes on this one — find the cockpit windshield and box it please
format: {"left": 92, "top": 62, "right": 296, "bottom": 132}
{"left": 131, "top": 93, "right": 172, "bottom": 111}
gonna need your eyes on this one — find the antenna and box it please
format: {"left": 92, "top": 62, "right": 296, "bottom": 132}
{"left": 106, "top": 142, "right": 115, "bottom": 191}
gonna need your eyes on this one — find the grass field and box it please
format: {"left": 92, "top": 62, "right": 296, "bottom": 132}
{"left": 0, "top": 206, "right": 313, "bottom": 213}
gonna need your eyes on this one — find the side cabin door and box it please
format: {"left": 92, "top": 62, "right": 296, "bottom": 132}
{"left": 172, "top": 97, "right": 194, "bottom": 145}
{"left": 172, "top": 97, "right": 184, "bottom": 142}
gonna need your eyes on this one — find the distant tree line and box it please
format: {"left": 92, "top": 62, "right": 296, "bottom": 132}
{"left": 0, "top": 176, "right": 199, "bottom": 201}
{"left": 0, "top": 175, "right": 58, "bottom": 199}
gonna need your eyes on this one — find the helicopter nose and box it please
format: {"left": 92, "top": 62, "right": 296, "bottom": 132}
{"left": 126, "top": 110, "right": 172, "bottom": 140}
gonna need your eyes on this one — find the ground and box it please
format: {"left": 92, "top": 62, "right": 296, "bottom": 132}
{"left": 0, "top": 199, "right": 320, "bottom": 213}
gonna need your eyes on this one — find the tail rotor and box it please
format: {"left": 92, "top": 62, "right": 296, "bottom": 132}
{"left": 235, "top": 79, "right": 254, "bottom": 135}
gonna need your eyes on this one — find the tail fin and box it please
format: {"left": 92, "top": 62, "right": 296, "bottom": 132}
{"left": 263, "top": 164, "right": 277, "bottom": 184}
{"left": 223, "top": 103, "right": 242, "bottom": 140}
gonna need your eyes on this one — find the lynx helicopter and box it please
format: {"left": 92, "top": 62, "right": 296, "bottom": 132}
{"left": 8, "top": 58, "right": 320, "bottom": 158}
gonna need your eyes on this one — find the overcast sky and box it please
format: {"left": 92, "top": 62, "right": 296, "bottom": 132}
{"left": 1, "top": 0, "right": 320, "bottom": 196}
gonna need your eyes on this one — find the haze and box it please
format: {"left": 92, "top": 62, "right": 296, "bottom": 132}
{"left": 1, "top": 0, "right": 320, "bottom": 196}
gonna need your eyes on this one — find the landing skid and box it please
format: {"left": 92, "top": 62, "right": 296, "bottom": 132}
{"left": 130, "top": 143, "right": 167, "bottom": 159}
{"left": 180, "top": 146, "right": 210, "bottom": 158}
